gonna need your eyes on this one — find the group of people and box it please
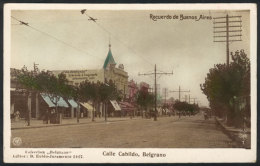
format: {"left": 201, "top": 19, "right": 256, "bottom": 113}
{"left": 12, "top": 110, "right": 20, "bottom": 121}
{"left": 11, "top": 110, "right": 31, "bottom": 126}
{"left": 43, "top": 109, "right": 59, "bottom": 124}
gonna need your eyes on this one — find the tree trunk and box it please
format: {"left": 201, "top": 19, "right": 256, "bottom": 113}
{"left": 92, "top": 101, "right": 95, "bottom": 122}
{"left": 154, "top": 109, "right": 157, "bottom": 121}
{"left": 27, "top": 92, "right": 32, "bottom": 126}
{"left": 226, "top": 105, "right": 234, "bottom": 126}
{"left": 76, "top": 104, "right": 79, "bottom": 123}
{"left": 105, "top": 101, "right": 107, "bottom": 122}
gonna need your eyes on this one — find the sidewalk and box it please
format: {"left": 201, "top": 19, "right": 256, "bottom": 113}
{"left": 215, "top": 117, "right": 251, "bottom": 149}
{"left": 11, "top": 116, "right": 142, "bottom": 130}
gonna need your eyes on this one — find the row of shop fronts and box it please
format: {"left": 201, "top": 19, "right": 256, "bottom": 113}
{"left": 11, "top": 90, "right": 137, "bottom": 122}
{"left": 10, "top": 44, "right": 151, "bottom": 123}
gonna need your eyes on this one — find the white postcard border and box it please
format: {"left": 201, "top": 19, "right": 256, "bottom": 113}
{"left": 3, "top": 3, "right": 257, "bottom": 163}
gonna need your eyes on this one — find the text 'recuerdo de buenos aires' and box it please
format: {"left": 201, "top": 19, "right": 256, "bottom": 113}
{"left": 150, "top": 14, "right": 212, "bottom": 21}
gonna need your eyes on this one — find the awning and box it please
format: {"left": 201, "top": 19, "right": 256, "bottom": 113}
{"left": 54, "top": 96, "right": 69, "bottom": 108}
{"left": 40, "top": 93, "right": 56, "bottom": 107}
{"left": 68, "top": 99, "right": 78, "bottom": 108}
{"left": 110, "top": 100, "right": 121, "bottom": 111}
{"left": 119, "top": 102, "right": 134, "bottom": 111}
{"left": 40, "top": 93, "right": 69, "bottom": 108}
{"left": 80, "top": 102, "right": 93, "bottom": 111}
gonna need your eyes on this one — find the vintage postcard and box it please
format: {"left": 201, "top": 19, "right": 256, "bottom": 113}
{"left": 4, "top": 3, "right": 257, "bottom": 163}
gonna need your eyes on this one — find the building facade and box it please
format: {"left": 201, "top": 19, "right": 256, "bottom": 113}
{"left": 52, "top": 69, "right": 104, "bottom": 86}
{"left": 10, "top": 44, "right": 130, "bottom": 121}
{"left": 52, "top": 44, "right": 129, "bottom": 98}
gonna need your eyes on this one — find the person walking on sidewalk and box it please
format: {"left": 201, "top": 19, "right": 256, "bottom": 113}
{"left": 43, "top": 110, "right": 49, "bottom": 124}
{"left": 204, "top": 111, "right": 208, "bottom": 120}
{"left": 24, "top": 111, "right": 29, "bottom": 126}
{"left": 14, "top": 110, "right": 20, "bottom": 122}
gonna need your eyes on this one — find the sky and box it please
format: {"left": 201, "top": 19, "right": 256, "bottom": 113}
{"left": 10, "top": 9, "right": 250, "bottom": 107}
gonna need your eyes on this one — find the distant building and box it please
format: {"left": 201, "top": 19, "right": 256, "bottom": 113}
{"left": 52, "top": 43, "right": 129, "bottom": 98}
{"left": 139, "top": 82, "right": 150, "bottom": 93}
{"left": 128, "top": 79, "right": 138, "bottom": 102}
{"left": 52, "top": 69, "right": 104, "bottom": 86}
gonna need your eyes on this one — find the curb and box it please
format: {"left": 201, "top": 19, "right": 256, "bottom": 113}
{"left": 215, "top": 117, "right": 250, "bottom": 149}
{"left": 11, "top": 118, "right": 140, "bottom": 130}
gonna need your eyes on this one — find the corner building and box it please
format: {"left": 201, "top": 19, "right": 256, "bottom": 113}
{"left": 52, "top": 44, "right": 129, "bottom": 98}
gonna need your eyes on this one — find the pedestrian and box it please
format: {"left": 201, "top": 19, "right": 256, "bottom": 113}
{"left": 24, "top": 111, "right": 30, "bottom": 126}
{"left": 43, "top": 109, "right": 49, "bottom": 124}
{"left": 204, "top": 112, "right": 208, "bottom": 120}
{"left": 50, "top": 109, "right": 55, "bottom": 124}
{"left": 14, "top": 110, "right": 20, "bottom": 122}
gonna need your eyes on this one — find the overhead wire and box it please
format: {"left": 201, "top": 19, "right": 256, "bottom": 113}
{"left": 12, "top": 11, "right": 164, "bottom": 70}
{"left": 83, "top": 11, "right": 154, "bottom": 67}
{"left": 11, "top": 16, "right": 104, "bottom": 63}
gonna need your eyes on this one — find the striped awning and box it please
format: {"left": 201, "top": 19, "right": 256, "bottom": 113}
{"left": 119, "top": 101, "right": 134, "bottom": 111}
{"left": 110, "top": 100, "right": 121, "bottom": 111}
{"left": 68, "top": 99, "right": 78, "bottom": 108}
{"left": 80, "top": 102, "right": 93, "bottom": 111}
{"left": 40, "top": 93, "right": 69, "bottom": 108}
{"left": 40, "top": 93, "right": 56, "bottom": 107}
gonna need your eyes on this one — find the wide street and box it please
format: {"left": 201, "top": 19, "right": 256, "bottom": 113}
{"left": 11, "top": 114, "right": 237, "bottom": 148}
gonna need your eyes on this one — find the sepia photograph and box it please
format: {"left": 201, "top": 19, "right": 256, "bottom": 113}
{"left": 4, "top": 3, "right": 257, "bottom": 163}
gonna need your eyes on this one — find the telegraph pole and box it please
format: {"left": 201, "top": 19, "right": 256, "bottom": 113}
{"left": 139, "top": 64, "right": 173, "bottom": 121}
{"left": 189, "top": 97, "right": 197, "bottom": 104}
{"left": 188, "top": 95, "right": 198, "bottom": 104}
{"left": 181, "top": 95, "right": 188, "bottom": 103}
{"left": 169, "top": 86, "right": 190, "bottom": 101}
{"left": 33, "top": 62, "right": 39, "bottom": 74}
{"left": 163, "top": 88, "right": 168, "bottom": 104}
{"left": 213, "top": 14, "right": 242, "bottom": 66}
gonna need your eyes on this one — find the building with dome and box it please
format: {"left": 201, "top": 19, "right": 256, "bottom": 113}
{"left": 10, "top": 43, "right": 130, "bottom": 121}
{"left": 52, "top": 43, "right": 129, "bottom": 98}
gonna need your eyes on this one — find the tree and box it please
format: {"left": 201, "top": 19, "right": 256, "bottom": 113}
{"left": 78, "top": 81, "right": 99, "bottom": 121}
{"left": 99, "top": 80, "right": 120, "bottom": 120}
{"left": 36, "top": 72, "right": 72, "bottom": 117}
{"left": 200, "top": 50, "right": 250, "bottom": 127}
{"left": 173, "top": 101, "right": 187, "bottom": 112}
{"left": 136, "top": 86, "right": 154, "bottom": 117}
{"left": 173, "top": 101, "right": 199, "bottom": 116}
{"left": 16, "top": 67, "right": 38, "bottom": 125}
{"left": 78, "top": 80, "right": 119, "bottom": 121}
{"left": 17, "top": 68, "right": 75, "bottom": 124}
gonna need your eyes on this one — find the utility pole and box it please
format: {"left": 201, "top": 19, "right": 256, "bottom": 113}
{"left": 188, "top": 95, "right": 198, "bottom": 104}
{"left": 33, "top": 62, "right": 39, "bottom": 74}
{"left": 181, "top": 95, "right": 188, "bottom": 103}
{"left": 169, "top": 86, "right": 190, "bottom": 101}
{"left": 163, "top": 88, "right": 168, "bottom": 104}
{"left": 189, "top": 97, "right": 197, "bottom": 104}
{"left": 33, "top": 62, "right": 39, "bottom": 119}
{"left": 213, "top": 14, "right": 242, "bottom": 66}
{"left": 139, "top": 64, "right": 173, "bottom": 121}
